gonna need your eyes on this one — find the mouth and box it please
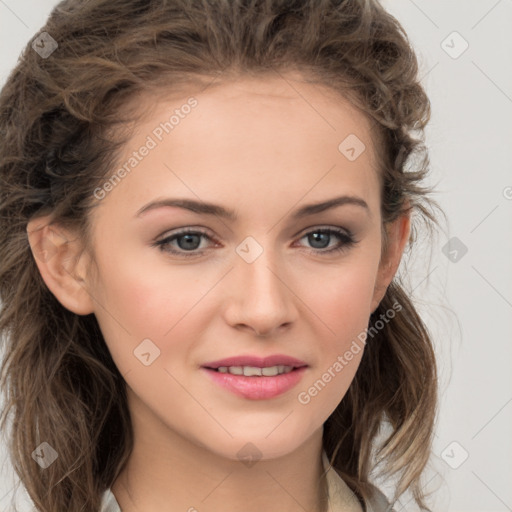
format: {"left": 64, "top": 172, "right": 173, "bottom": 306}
{"left": 203, "top": 364, "right": 306, "bottom": 377}
{"left": 201, "top": 354, "right": 308, "bottom": 372}
{"left": 200, "top": 354, "right": 309, "bottom": 399}
{"left": 200, "top": 364, "right": 308, "bottom": 400}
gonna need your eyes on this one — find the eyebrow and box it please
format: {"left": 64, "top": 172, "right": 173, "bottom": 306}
{"left": 135, "top": 195, "right": 370, "bottom": 220}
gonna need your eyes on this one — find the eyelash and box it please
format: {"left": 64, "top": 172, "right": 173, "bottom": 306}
{"left": 152, "top": 226, "right": 358, "bottom": 258}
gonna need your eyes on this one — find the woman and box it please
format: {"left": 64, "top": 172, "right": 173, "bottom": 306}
{"left": 0, "top": 0, "right": 443, "bottom": 510}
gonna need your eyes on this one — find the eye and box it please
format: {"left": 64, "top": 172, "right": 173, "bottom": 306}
{"left": 295, "top": 227, "right": 358, "bottom": 255}
{"left": 152, "top": 228, "right": 216, "bottom": 258}
{"left": 152, "top": 226, "right": 358, "bottom": 258}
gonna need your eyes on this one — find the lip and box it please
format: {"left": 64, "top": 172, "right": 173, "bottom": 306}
{"left": 201, "top": 366, "right": 308, "bottom": 400}
{"left": 201, "top": 354, "right": 308, "bottom": 370}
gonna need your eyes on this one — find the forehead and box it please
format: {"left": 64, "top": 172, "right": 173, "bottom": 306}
{"left": 94, "top": 73, "right": 381, "bottom": 221}
{"left": 127, "top": 71, "right": 377, "bottom": 153}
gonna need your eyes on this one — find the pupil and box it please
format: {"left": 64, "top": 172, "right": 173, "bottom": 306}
{"left": 179, "top": 234, "right": 200, "bottom": 250}
{"left": 309, "top": 232, "right": 329, "bottom": 249}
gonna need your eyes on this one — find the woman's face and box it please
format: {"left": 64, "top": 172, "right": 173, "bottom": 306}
{"left": 35, "top": 74, "right": 407, "bottom": 461}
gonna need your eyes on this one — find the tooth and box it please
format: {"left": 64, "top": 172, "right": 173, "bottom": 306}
{"left": 243, "top": 366, "right": 263, "bottom": 376}
{"left": 262, "top": 366, "right": 279, "bottom": 376}
{"left": 216, "top": 365, "right": 296, "bottom": 376}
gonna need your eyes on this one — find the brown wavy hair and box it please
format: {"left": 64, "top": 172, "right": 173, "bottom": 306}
{"left": 0, "top": 0, "right": 445, "bottom": 510}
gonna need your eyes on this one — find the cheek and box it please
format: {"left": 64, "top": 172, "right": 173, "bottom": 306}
{"left": 299, "top": 256, "right": 379, "bottom": 341}
{"left": 293, "top": 256, "right": 379, "bottom": 408}
{"left": 91, "top": 249, "right": 221, "bottom": 373}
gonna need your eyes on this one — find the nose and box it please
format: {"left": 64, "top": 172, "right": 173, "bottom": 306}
{"left": 223, "top": 246, "right": 297, "bottom": 338}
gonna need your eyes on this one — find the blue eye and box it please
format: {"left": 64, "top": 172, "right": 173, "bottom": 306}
{"left": 152, "top": 228, "right": 213, "bottom": 258}
{"left": 152, "top": 227, "right": 358, "bottom": 258}
{"left": 297, "top": 228, "right": 357, "bottom": 255}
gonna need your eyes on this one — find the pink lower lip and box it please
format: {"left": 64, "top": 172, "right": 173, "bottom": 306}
{"left": 201, "top": 367, "right": 307, "bottom": 400}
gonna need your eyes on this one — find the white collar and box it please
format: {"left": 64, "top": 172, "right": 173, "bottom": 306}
{"left": 322, "top": 451, "right": 364, "bottom": 511}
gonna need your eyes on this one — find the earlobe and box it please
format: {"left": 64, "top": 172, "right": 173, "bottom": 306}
{"left": 370, "top": 210, "right": 411, "bottom": 313}
{"left": 26, "top": 215, "right": 95, "bottom": 316}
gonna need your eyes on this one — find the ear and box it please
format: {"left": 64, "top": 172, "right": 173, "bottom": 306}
{"left": 370, "top": 207, "right": 411, "bottom": 314}
{"left": 26, "top": 214, "right": 95, "bottom": 315}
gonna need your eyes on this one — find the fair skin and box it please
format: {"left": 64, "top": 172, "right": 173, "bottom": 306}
{"left": 27, "top": 73, "right": 410, "bottom": 512}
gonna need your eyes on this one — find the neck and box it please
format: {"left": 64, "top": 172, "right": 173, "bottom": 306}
{"left": 110, "top": 390, "right": 331, "bottom": 512}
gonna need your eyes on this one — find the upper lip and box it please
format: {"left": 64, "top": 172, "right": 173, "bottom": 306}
{"left": 202, "top": 354, "right": 308, "bottom": 369}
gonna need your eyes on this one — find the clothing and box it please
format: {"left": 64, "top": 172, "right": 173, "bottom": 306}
{"left": 100, "top": 451, "right": 394, "bottom": 512}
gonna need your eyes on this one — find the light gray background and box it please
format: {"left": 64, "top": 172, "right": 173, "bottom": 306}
{"left": 0, "top": 1, "right": 511, "bottom": 511}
